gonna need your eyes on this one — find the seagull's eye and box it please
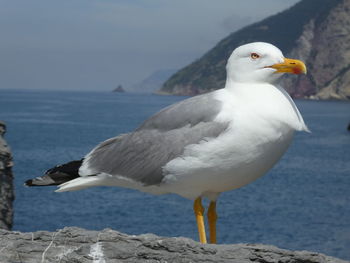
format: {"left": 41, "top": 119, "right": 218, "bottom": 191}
{"left": 250, "top": 53, "right": 260, "bottom": 60}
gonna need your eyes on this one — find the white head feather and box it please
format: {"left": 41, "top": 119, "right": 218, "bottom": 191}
{"left": 226, "top": 42, "right": 286, "bottom": 84}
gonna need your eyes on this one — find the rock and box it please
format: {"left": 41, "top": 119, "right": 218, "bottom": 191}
{"left": 0, "top": 121, "right": 14, "bottom": 230}
{"left": 113, "top": 85, "right": 126, "bottom": 93}
{"left": 282, "top": 0, "right": 350, "bottom": 100}
{"left": 0, "top": 227, "right": 347, "bottom": 263}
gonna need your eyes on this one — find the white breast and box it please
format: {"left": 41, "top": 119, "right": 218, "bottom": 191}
{"left": 160, "top": 84, "right": 307, "bottom": 200}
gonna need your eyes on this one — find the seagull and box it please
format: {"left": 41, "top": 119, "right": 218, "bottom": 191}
{"left": 25, "top": 42, "right": 308, "bottom": 244}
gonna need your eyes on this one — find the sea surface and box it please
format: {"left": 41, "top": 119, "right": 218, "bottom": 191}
{"left": 0, "top": 89, "right": 349, "bottom": 260}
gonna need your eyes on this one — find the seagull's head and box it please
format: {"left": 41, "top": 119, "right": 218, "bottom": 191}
{"left": 226, "top": 42, "right": 306, "bottom": 84}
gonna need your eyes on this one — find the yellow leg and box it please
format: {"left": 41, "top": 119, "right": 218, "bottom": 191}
{"left": 193, "top": 197, "right": 207, "bottom": 244}
{"left": 207, "top": 201, "right": 217, "bottom": 244}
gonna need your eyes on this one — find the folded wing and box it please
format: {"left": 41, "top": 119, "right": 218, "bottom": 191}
{"left": 80, "top": 93, "right": 228, "bottom": 185}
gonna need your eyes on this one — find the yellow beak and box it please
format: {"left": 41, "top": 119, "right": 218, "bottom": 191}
{"left": 267, "top": 58, "right": 307, "bottom": 75}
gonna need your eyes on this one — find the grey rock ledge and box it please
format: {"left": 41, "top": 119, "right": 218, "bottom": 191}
{"left": 0, "top": 227, "right": 348, "bottom": 263}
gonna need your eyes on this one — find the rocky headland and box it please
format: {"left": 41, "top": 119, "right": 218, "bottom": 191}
{"left": 160, "top": 0, "right": 350, "bottom": 100}
{"left": 0, "top": 227, "right": 348, "bottom": 263}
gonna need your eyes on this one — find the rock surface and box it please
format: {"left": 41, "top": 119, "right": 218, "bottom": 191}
{"left": 0, "top": 227, "right": 348, "bottom": 263}
{"left": 282, "top": 0, "right": 350, "bottom": 99}
{"left": 161, "top": 0, "right": 350, "bottom": 100}
{"left": 0, "top": 121, "right": 14, "bottom": 230}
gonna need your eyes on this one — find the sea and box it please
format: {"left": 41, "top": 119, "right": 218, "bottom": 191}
{"left": 0, "top": 89, "right": 349, "bottom": 260}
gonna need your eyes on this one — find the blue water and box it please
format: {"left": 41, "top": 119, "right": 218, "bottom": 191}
{"left": 0, "top": 89, "right": 349, "bottom": 260}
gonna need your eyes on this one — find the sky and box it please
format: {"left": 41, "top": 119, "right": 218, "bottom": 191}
{"left": 0, "top": 0, "right": 300, "bottom": 91}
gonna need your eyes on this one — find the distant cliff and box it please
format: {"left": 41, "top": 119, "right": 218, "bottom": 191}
{"left": 128, "top": 69, "right": 177, "bottom": 93}
{"left": 160, "top": 0, "right": 350, "bottom": 100}
{"left": 0, "top": 121, "right": 14, "bottom": 230}
{"left": 0, "top": 227, "right": 347, "bottom": 263}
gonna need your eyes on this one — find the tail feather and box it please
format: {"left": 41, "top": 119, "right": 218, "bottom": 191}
{"left": 55, "top": 176, "right": 104, "bottom": 192}
{"left": 25, "top": 159, "right": 83, "bottom": 187}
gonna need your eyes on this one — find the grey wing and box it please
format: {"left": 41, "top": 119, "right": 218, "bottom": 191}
{"left": 138, "top": 92, "right": 223, "bottom": 131}
{"left": 82, "top": 92, "right": 228, "bottom": 185}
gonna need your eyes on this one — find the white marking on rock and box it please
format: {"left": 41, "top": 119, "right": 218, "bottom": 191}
{"left": 89, "top": 242, "right": 106, "bottom": 263}
{"left": 56, "top": 246, "right": 78, "bottom": 262}
{"left": 41, "top": 231, "right": 59, "bottom": 263}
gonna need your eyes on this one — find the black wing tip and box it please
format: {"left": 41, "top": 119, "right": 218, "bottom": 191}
{"left": 45, "top": 159, "right": 83, "bottom": 175}
{"left": 25, "top": 159, "right": 83, "bottom": 187}
{"left": 24, "top": 176, "right": 59, "bottom": 187}
{"left": 24, "top": 179, "right": 34, "bottom": 187}
{"left": 24, "top": 178, "right": 47, "bottom": 187}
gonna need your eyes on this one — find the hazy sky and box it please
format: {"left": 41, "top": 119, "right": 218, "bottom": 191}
{"left": 0, "top": 0, "right": 299, "bottom": 91}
